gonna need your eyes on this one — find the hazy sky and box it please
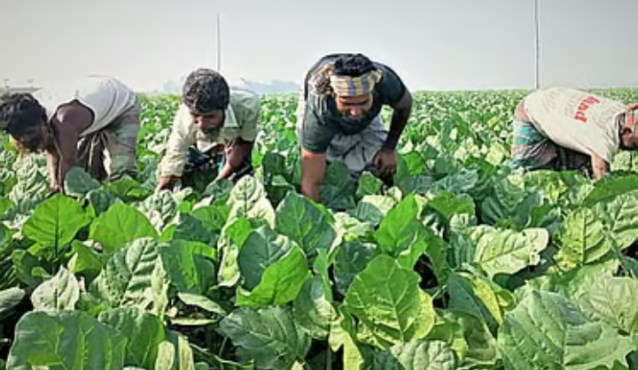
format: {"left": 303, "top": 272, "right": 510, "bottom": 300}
{"left": 0, "top": 0, "right": 636, "bottom": 92}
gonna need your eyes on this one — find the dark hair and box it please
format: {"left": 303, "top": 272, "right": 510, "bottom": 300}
{"left": 332, "top": 54, "right": 377, "bottom": 78}
{"left": 0, "top": 93, "right": 47, "bottom": 136}
{"left": 182, "top": 68, "right": 230, "bottom": 112}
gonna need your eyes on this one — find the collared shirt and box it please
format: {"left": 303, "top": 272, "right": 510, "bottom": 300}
{"left": 157, "top": 86, "right": 261, "bottom": 177}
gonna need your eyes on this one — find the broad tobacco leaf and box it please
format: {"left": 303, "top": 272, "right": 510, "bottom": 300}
{"left": 447, "top": 272, "right": 505, "bottom": 333}
{"left": 90, "top": 203, "right": 158, "bottom": 254}
{"left": 293, "top": 275, "right": 336, "bottom": 340}
{"left": 374, "top": 194, "right": 428, "bottom": 269}
{"left": 64, "top": 167, "right": 101, "bottom": 197}
{"left": 98, "top": 307, "right": 168, "bottom": 370}
{"left": 352, "top": 195, "right": 398, "bottom": 227}
{"left": 498, "top": 290, "right": 634, "bottom": 370}
{"left": 577, "top": 276, "right": 638, "bottom": 335}
{"left": 137, "top": 190, "right": 178, "bottom": 231}
{"left": 226, "top": 176, "right": 276, "bottom": 227}
{"left": 22, "top": 194, "right": 90, "bottom": 249}
{"left": 372, "top": 340, "right": 457, "bottom": 370}
{"left": 334, "top": 241, "right": 379, "bottom": 296}
{"left": 275, "top": 192, "right": 336, "bottom": 259}
{"left": 473, "top": 227, "right": 549, "bottom": 278}
{"left": 160, "top": 240, "right": 217, "bottom": 295}
{"left": 217, "top": 217, "right": 253, "bottom": 288}
{"left": 590, "top": 191, "right": 638, "bottom": 251}
{"left": 31, "top": 267, "right": 80, "bottom": 311}
{"left": 555, "top": 208, "right": 613, "bottom": 270}
{"left": 238, "top": 225, "right": 297, "bottom": 290}
{"left": 91, "top": 238, "right": 168, "bottom": 315}
{"left": 344, "top": 255, "right": 435, "bottom": 349}
{"left": 6, "top": 310, "right": 127, "bottom": 370}
{"left": 219, "top": 306, "right": 311, "bottom": 370}
{"left": 440, "top": 310, "right": 499, "bottom": 369}
{"left": 319, "top": 161, "right": 357, "bottom": 211}
{"left": 236, "top": 245, "right": 310, "bottom": 308}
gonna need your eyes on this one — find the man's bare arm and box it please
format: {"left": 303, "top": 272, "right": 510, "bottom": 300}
{"left": 51, "top": 106, "right": 91, "bottom": 190}
{"left": 300, "top": 149, "right": 326, "bottom": 202}
{"left": 591, "top": 153, "right": 609, "bottom": 180}
{"left": 44, "top": 150, "right": 61, "bottom": 191}
{"left": 217, "top": 139, "right": 254, "bottom": 180}
{"left": 384, "top": 89, "right": 413, "bottom": 150}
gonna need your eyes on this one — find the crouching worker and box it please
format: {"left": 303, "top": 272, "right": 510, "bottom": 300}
{"left": 0, "top": 76, "right": 141, "bottom": 194}
{"left": 296, "top": 53, "right": 413, "bottom": 202}
{"left": 156, "top": 68, "right": 260, "bottom": 191}
{"left": 510, "top": 86, "right": 638, "bottom": 179}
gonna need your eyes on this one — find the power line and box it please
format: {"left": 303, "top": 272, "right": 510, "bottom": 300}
{"left": 534, "top": 0, "right": 541, "bottom": 89}
{"left": 216, "top": 13, "right": 222, "bottom": 72}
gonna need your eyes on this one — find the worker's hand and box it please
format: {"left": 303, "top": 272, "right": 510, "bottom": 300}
{"left": 373, "top": 147, "right": 398, "bottom": 177}
{"left": 155, "top": 176, "right": 177, "bottom": 192}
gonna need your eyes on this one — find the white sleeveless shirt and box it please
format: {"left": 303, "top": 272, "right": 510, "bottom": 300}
{"left": 34, "top": 75, "right": 138, "bottom": 137}
{"left": 524, "top": 86, "right": 627, "bottom": 162}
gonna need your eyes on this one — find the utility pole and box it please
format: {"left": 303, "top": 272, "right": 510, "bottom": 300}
{"left": 216, "top": 13, "right": 222, "bottom": 72}
{"left": 533, "top": 0, "right": 541, "bottom": 89}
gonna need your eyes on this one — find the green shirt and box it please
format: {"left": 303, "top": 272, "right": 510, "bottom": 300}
{"left": 299, "top": 54, "right": 407, "bottom": 154}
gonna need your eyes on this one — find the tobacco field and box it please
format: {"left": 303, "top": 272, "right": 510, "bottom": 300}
{"left": 2, "top": 89, "right": 638, "bottom": 370}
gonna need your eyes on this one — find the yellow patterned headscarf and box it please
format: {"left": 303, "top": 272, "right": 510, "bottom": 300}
{"left": 329, "top": 69, "right": 382, "bottom": 97}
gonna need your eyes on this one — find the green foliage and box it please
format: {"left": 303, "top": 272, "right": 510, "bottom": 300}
{"left": 2, "top": 89, "right": 638, "bottom": 369}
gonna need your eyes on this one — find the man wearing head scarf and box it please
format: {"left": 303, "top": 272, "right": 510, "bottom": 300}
{"left": 510, "top": 86, "right": 638, "bottom": 179}
{"left": 295, "top": 53, "right": 413, "bottom": 202}
{"left": 0, "top": 76, "right": 140, "bottom": 194}
{"left": 156, "top": 68, "right": 260, "bottom": 191}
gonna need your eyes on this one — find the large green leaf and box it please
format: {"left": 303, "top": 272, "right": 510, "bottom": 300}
{"left": 218, "top": 306, "right": 311, "bottom": 370}
{"left": 334, "top": 241, "right": 379, "bottom": 296}
{"left": 98, "top": 308, "right": 167, "bottom": 370}
{"left": 217, "top": 217, "right": 253, "bottom": 288}
{"left": 555, "top": 208, "right": 613, "bottom": 270}
{"left": 447, "top": 272, "right": 504, "bottom": 333}
{"left": 293, "top": 275, "right": 336, "bottom": 339}
{"left": 226, "top": 176, "right": 276, "bottom": 227}
{"left": 236, "top": 246, "right": 310, "bottom": 308}
{"left": 351, "top": 195, "right": 397, "bottom": 226}
{"left": 237, "top": 225, "right": 296, "bottom": 290}
{"left": 498, "top": 290, "right": 634, "bottom": 370}
{"left": 372, "top": 340, "right": 457, "bottom": 370}
{"left": 577, "top": 276, "right": 638, "bottom": 335}
{"left": 22, "top": 194, "right": 90, "bottom": 249}
{"left": 64, "top": 167, "right": 101, "bottom": 196}
{"left": 344, "top": 255, "right": 435, "bottom": 349}
{"left": 374, "top": 194, "right": 428, "bottom": 269}
{"left": 92, "top": 238, "right": 167, "bottom": 314}
{"left": 591, "top": 192, "right": 638, "bottom": 250}
{"left": 137, "top": 191, "right": 178, "bottom": 231}
{"left": 473, "top": 227, "right": 549, "bottom": 278}
{"left": 30, "top": 267, "right": 80, "bottom": 311}
{"left": 275, "top": 192, "right": 336, "bottom": 258}
{"left": 160, "top": 240, "right": 216, "bottom": 295}
{"left": 440, "top": 310, "right": 498, "bottom": 369}
{"left": 6, "top": 310, "right": 126, "bottom": 370}
{"left": 90, "top": 203, "right": 158, "bottom": 254}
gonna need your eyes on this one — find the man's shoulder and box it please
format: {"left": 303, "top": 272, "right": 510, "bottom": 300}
{"left": 229, "top": 85, "right": 260, "bottom": 110}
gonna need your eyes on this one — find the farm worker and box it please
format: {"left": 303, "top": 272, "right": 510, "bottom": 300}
{"left": 0, "top": 75, "right": 141, "bottom": 194}
{"left": 510, "top": 86, "right": 638, "bottom": 179}
{"left": 155, "top": 68, "right": 260, "bottom": 191}
{"left": 295, "top": 53, "right": 413, "bottom": 202}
